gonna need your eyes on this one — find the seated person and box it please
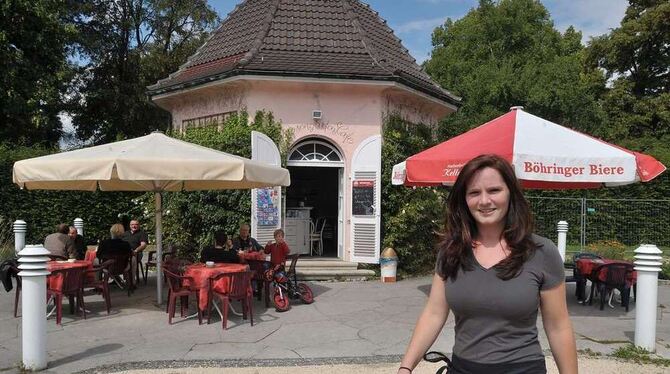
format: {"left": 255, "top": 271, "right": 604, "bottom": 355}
{"left": 96, "top": 223, "right": 132, "bottom": 285}
{"left": 201, "top": 230, "right": 240, "bottom": 264}
{"left": 44, "top": 223, "right": 76, "bottom": 259}
{"left": 231, "top": 223, "right": 263, "bottom": 252}
{"left": 68, "top": 226, "right": 87, "bottom": 260}
{"left": 264, "top": 229, "right": 290, "bottom": 266}
{"left": 97, "top": 224, "right": 132, "bottom": 259}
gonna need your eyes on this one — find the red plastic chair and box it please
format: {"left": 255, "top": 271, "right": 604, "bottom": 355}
{"left": 207, "top": 271, "right": 254, "bottom": 329}
{"left": 163, "top": 258, "right": 192, "bottom": 313}
{"left": 247, "top": 260, "right": 271, "bottom": 307}
{"left": 98, "top": 252, "right": 134, "bottom": 296}
{"left": 163, "top": 268, "right": 201, "bottom": 325}
{"left": 47, "top": 267, "right": 86, "bottom": 325}
{"left": 82, "top": 259, "right": 114, "bottom": 314}
{"left": 594, "top": 263, "right": 635, "bottom": 312}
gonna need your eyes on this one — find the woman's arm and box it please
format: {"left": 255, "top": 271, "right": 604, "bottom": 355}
{"left": 540, "top": 283, "right": 578, "bottom": 374}
{"left": 398, "top": 273, "right": 450, "bottom": 373}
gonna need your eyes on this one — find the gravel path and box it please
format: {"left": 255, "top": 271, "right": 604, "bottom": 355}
{"left": 82, "top": 357, "right": 669, "bottom": 374}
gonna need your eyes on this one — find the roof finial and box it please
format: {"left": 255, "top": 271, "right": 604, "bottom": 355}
{"left": 510, "top": 106, "right": 524, "bottom": 111}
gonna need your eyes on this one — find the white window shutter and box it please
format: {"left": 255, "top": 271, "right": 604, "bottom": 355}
{"left": 251, "top": 131, "right": 282, "bottom": 244}
{"left": 350, "top": 135, "right": 381, "bottom": 264}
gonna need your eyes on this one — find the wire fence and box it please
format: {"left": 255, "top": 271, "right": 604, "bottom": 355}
{"left": 528, "top": 197, "right": 670, "bottom": 249}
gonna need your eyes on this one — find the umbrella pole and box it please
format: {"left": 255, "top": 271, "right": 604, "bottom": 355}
{"left": 155, "top": 192, "right": 163, "bottom": 304}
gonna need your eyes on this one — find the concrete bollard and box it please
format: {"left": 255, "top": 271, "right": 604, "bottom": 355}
{"left": 18, "top": 244, "right": 51, "bottom": 371}
{"left": 633, "top": 244, "right": 662, "bottom": 352}
{"left": 73, "top": 218, "right": 84, "bottom": 237}
{"left": 380, "top": 247, "right": 398, "bottom": 283}
{"left": 13, "top": 220, "right": 27, "bottom": 254}
{"left": 556, "top": 221, "right": 568, "bottom": 262}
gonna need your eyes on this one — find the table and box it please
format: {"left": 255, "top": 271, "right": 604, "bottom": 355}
{"left": 238, "top": 251, "right": 268, "bottom": 262}
{"left": 47, "top": 260, "right": 92, "bottom": 290}
{"left": 575, "top": 258, "right": 636, "bottom": 303}
{"left": 183, "top": 263, "right": 249, "bottom": 311}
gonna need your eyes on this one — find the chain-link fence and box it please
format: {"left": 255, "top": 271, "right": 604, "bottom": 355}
{"left": 528, "top": 197, "right": 670, "bottom": 248}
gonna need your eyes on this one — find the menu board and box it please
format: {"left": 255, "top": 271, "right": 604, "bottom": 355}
{"left": 352, "top": 180, "right": 375, "bottom": 216}
{"left": 256, "top": 187, "right": 279, "bottom": 226}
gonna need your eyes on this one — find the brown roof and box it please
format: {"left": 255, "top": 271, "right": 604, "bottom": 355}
{"left": 148, "top": 0, "right": 459, "bottom": 106}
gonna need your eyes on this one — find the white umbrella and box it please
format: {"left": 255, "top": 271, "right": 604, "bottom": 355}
{"left": 13, "top": 131, "right": 291, "bottom": 303}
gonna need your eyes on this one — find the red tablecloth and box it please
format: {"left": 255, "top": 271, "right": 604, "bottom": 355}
{"left": 238, "top": 251, "right": 267, "bottom": 262}
{"left": 183, "top": 263, "right": 249, "bottom": 311}
{"left": 575, "top": 258, "right": 637, "bottom": 284}
{"left": 47, "top": 260, "right": 92, "bottom": 290}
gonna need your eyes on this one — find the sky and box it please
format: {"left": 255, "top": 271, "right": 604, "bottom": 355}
{"left": 209, "top": 0, "right": 629, "bottom": 63}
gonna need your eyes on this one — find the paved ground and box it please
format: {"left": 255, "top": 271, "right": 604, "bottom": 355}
{"left": 0, "top": 274, "right": 668, "bottom": 373}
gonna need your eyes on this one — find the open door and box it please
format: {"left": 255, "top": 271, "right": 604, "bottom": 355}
{"left": 350, "top": 135, "right": 381, "bottom": 264}
{"left": 251, "top": 131, "right": 282, "bottom": 244}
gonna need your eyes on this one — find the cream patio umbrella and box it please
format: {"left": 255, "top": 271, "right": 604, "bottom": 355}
{"left": 13, "top": 131, "right": 291, "bottom": 303}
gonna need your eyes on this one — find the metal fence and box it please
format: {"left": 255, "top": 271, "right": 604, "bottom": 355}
{"left": 528, "top": 197, "right": 670, "bottom": 248}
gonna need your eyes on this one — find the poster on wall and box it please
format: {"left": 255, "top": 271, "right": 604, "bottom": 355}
{"left": 352, "top": 180, "right": 375, "bottom": 216}
{"left": 256, "top": 187, "right": 279, "bottom": 226}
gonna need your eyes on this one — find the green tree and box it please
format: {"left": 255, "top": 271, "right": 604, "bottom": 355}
{"left": 68, "top": 0, "right": 219, "bottom": 144}
{"left": 0, "top": 0, "right": 75, "bottom": 146}
{"left": 381, "top": 114, "right": 445, "bottom": 274}
{"left": 425, "top": 0, "right": 607, "bottom": 139}
{"left": 582, "top": 0, "right": 670, "bottom": 200}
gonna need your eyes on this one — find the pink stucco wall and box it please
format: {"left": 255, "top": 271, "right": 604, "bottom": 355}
{"left": 152, "top": 77, "right": 453, "bottom": 261}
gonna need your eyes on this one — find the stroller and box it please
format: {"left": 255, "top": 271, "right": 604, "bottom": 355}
{"left": 264, "top": 254, "right": 314, "bottom": 312}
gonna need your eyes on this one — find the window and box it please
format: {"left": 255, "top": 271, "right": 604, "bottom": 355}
{"left": 288, "top": 140, "right": 344, "bottom": 167}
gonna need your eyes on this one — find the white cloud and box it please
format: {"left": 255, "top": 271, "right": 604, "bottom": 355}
{"left": 395, "top": 16, "right": 448, "bottom": 34}
{"left": 544, "top": 0, "right": 627, "bottom": 44}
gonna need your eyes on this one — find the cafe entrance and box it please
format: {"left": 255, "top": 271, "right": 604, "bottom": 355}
{"left": 286, "top": 139, "right": 344, "bottom": 258}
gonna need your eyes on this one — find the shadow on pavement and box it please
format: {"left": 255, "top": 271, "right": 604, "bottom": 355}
{"left": 49, "top": 343, "right": 123, "bottom": 368}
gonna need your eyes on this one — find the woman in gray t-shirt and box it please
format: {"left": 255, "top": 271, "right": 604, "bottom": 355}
{"left": 398, "top": 155, "right": 577, "bottom": 374}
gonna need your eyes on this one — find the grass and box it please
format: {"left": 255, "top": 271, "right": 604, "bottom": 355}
{"left": 610, "top": 344, "right": 670, "bottom": 367}
{"left": 577, "top": 348, "right": 602, "bottom": 357}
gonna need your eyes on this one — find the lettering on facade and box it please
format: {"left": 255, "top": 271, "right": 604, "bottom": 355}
{"left": 296, "top": 121, "right": 354, "bottom": 144}
{"left": 182, "top": 111, "right": 236, "bottom": 129}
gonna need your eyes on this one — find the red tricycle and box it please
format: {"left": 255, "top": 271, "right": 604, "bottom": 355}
{"left": 264, "top": 254, "right": 314, "bottom": 312}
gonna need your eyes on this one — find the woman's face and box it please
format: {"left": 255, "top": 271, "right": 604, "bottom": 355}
{"left": 465, "top": 167, "right": 510, "bottom": 230}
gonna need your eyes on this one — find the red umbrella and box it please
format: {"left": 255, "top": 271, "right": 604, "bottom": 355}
{"left": 392, "top": 107, "right": 666, "bottom": 189}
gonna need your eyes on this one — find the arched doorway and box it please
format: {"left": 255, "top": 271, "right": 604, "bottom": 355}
{"left": 286, "top": 139, "right": 344, "bottom": 258}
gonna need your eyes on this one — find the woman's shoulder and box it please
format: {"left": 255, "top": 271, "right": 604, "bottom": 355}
{"left": 530, "top": 234, "right": 558, "bottom": 252}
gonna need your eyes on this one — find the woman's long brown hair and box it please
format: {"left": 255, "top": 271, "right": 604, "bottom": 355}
{"left": 437, "top": 154, "right": 537, "bottom": 281}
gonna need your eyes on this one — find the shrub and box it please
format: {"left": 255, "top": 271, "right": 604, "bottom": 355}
{"left": 381, "top": 114, "right": 444, "bottom": 274}
{"left": 585, "top": 239, "right": 628, "bottom": 260}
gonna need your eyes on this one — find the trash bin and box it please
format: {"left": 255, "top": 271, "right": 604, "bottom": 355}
{"left": 380, "top": 247, "right": 398, "bottom": 283}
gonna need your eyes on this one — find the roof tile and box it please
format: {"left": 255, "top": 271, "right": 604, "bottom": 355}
{"left": 149, "top": 0, "right": 458, "bottom": 105}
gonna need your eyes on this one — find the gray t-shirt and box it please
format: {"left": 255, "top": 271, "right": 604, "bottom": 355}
{"left": 437, "top": 234, "right": 564, "bottom": 364}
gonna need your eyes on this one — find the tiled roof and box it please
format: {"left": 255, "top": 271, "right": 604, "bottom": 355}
{"left": 148, "top": 0, "right": 459, "bottom": 106}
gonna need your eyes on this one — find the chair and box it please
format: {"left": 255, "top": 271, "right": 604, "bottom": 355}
{"left": 82, "top": 259, "right": 114, "bottom": 314}
{"left": 247, "top": 259, "right": 271, "bottom": 307}
{"left": 572, "top": 252, "right": 603, "bottom": 300}
{"left": 286, "top": 253, "right": 300, "bottom": 283}
{"left": 594, "top": 263, "right": 635, "bottom": 311}
{"left": 207, "top": 270, "right": 254, "bottom": 329}
{"left": 163, "top": 268, "right": 201, "bottom": 325}
{"left": 47, "top": 267, "right": 86, "bottom": 325}
{"left": 162, "top": 258, "right": 192, "bottom": 313}
{"left": 144, "top": 248, "right": 175, "bottom": 284}
{"left": 10, "top": 264, "right": 21, "bottom": 318}
{"left": 309, "top": 218, "right": 326, "bottom": 256}
{"left": 98, "top": 252, "right": 134, "bottom": 296}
